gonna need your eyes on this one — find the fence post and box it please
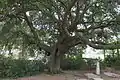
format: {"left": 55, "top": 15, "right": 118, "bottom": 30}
{"left": 96, "top": 58, "right": 100, "bottom": 75}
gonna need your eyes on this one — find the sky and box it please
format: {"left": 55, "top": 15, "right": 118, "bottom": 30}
{"left": 0, "top": 45, "right": 105, "bottom": 60}
{"left": 83, "top": 46, "right": 104, "bottom": 59}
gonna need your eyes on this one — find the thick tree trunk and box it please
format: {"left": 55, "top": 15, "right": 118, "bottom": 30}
{"left": 48, "top": 36, "right": 69, "bottom": 73}
{"left": 49, "top": 51, "right": 62, "bottom": 73}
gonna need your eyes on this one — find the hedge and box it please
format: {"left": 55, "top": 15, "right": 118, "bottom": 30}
{"left": 61, "top": 55, "right": 90, "bottom": 70}
{"left": 0, "top": 54, "right": 98, "bottom": 78}
{"left": 0, "top": 55, "right": 45, "bottom": 78}
{"left": 104, "top": 55, "right": 120, "bottom": 70}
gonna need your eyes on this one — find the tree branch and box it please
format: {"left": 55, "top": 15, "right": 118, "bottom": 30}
{"left": 78, "top": 33, "right": 120, "bottom": 49}
{"left": 23, "top": 12, "right": 52, "bottom": 53}
{"left": 76, "top": 20, "right": 118, "bottom": 32}
{"left": 88, "top": 42, "right": 120, "bottom": 50}
{"left": 60, "top": 0, "right": 78, "bottom": 36}
{"left": 68, "top": 0, "right": 96, "bottom": 32}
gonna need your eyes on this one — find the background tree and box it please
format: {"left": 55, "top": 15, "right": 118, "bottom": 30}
{"left": 1, "top": 0, "right": 120, "bottom": 73}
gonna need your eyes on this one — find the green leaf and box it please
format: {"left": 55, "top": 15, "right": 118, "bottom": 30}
{"left": 1, "top": 22, "right": 14, "bottom": 34}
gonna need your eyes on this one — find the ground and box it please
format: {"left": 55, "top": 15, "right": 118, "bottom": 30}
{"left": 1, "top": 70, "right": 120, "bottom": 80}
{"left": 16, "top": 71, "right": 87, "bottom": 80}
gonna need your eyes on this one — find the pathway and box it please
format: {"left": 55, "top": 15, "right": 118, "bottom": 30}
{"left": 2, "top": 71, "right": 120, "bottom": 80}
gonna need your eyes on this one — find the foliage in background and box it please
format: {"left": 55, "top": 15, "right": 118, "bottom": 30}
{"left": 104, "top": 55, "right": 120, "bottom": 70}
{"left": 0, "top": 55, "right": 45, "bottom": 78}
{"left": 61, "top": 54, "right": 96, "bottom": 70}
{"left": 0, "top": 54, "right": 99, "bottom": 78}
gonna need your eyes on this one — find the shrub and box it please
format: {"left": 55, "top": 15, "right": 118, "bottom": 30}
{"left": 61, "top": 55, "right": 88, "bottom": 70}
{"left": 86, "top": 59, "right": 96, "bottom": 70}
{"left": 104, "top": 55, "right": 120, "bottom": 70}
{"left": 0, "top": 55, "right": 45, "bottom": 78}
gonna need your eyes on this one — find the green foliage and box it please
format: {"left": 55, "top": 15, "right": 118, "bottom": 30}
{"left": 104, "top": 55, "right": 115, "bottom": 67}
{"left": 104, "top": 55, "right": 120, "bottom": 70}
{"left": 0, "top": 55, "right": 45, "bottom": 78}
{"left": 86, "top": 59, "right": 96, "bottom": 69}
{"left": 61, "top": 55, "right": 88, "bottom": 70}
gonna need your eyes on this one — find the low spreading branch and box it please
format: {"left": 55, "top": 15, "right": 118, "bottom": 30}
{"left": 23, "top": 12, "right": 52, "bottom": 53}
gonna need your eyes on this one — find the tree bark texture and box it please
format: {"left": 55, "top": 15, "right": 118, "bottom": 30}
{"left": 49, "top": 43, "right": 66, "bottom": 73}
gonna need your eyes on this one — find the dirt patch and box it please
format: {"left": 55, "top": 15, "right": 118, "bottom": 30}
{"left": 16, "top": 71, "right": 87, "bottom": 80}
{"left": 4, "top": 70, "right": 120, "bottom": 80}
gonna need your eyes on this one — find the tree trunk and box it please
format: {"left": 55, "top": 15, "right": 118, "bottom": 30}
{"left": 117, "top": 49, "right": 119, "bottom": 57}
{"left": 103, "top": 49, "right": 106, "bottom": 59}
{"left": 112, "top": 50, "right": 115, "bottom": 58}
{"left": 48, "top": 38, "right": 69, "bottom": 73}
{"left": 49, "top": 51, "right": 62, "bottom": 74}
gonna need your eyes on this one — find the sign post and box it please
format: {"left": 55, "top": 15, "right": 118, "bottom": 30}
{"left": 96, "top": 58, "right": 100, "bottom": 75}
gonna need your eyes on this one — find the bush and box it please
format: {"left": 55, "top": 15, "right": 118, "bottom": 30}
{"left": 61, "top": 55, "right": 88, "bottom": 70}
{"left": 104, "top": 55, "right": 120, "bottom": 70}
{"left": 86, "top": 59, "right": 96, "bottom": 70}
{"left": 0, "top": 55, "right": 45, "bottom": 78}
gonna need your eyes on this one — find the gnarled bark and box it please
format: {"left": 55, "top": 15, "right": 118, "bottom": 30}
{"left": 49, "top": 51, "right": 62, "bottom": 73}
{"left": 49, "top": 43, "right": 66, "bottom": 73}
